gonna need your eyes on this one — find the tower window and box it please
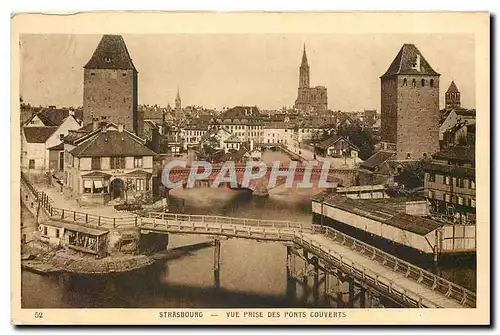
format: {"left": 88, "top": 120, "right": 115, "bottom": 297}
{"left": 403, "top": 78, "right": 407, "bottom": 86}
{"left": 412, "top": 79, "right": 416, "bottom": 87}
{"left": 421, "top": 79, "right": 425, "bottom": 87}
{"left": 430, "top": 79, "right": 434, "bottom": 87}
{"left": 90, "top": 72, "right": 95, "bottom": 76}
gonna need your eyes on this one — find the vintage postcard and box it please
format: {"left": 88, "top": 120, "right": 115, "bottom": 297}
{"left": 11, "top": 12, "right": 490, "bottom": 325}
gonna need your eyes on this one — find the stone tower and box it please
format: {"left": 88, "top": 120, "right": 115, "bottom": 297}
{"left": 445, "top": 80, "right": 461, "bottom": 110}
{"left": 380, "top": 44, "right": 440, "bottom": 160}
{"left": 83, "top": 35, "right": 143, "bottom": 137}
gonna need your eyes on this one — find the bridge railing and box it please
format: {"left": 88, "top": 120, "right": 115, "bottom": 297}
{"left": 293, "top": 234, "right": 441, "bottom": 308}
{"left": 145, "top": 212, "right": 309, "bottom": 230}
{"left": 312, "top": 224, "right": 476, "bottom": 307}
{"left": 50, "top": 208, "right": 139, "bottom": 228}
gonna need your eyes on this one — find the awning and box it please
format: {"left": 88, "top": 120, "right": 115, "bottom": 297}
{"left": 94, "top": 180, "right": 103, "bottom": 188}
{"left": 84, "top": 180, "right": 93, "bottom": 188}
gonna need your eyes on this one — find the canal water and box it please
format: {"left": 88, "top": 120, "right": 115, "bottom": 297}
{"left": 20, "top": 152, "right": 476, "bottom": 308}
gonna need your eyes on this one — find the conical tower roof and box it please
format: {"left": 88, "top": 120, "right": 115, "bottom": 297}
{"left": 84, "top": 35, "right": 137, "bottom": 71}
{"left": 381, "top": 44, "right": 439, "bottom": 78}
{"left": 301, "top": 44, "right": 308, "bottom": 67}
{"left": 446, "top": 80, "right": 460, "bottom": 93}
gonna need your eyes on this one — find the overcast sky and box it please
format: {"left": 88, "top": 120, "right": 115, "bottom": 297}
{"left": 20, "top": 34, "right": 475, "bottom": 111}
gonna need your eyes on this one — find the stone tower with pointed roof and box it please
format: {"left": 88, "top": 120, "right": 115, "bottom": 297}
{"left": 445, "top": 80, "right": 461, "bottom": 110}
{"left": 380, "top": 43, "right": 440, "bottom": 160}
{"left": 83, "top": 35, "right": 143, "bottom": 137}
{"left": 175, "top": 88, "right": 182, "bottom": 118}
{"left": 294, "top": 45, "right": 327, "bottom": 112}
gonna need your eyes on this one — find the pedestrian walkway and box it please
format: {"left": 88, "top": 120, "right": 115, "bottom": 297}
{"left": 35, "top": 183, "right": 131, "bottom": 218}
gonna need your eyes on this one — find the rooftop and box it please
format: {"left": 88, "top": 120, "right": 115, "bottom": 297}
{"left": 314, "top": 192, "right": 444, "bottom": 236}
{"left": 84, "top": 35, "right": 137, "bottom": 71}
{"left": 359, "top": 150, "right": 396, "bottom": 170}
{"left": 23, "top": 127, "right": 58, "bottom": 143}
{"left": 381, "top": 44, "right": 440, "bottom": 78}
{"left": 70, "top": 128, "right": 157, "bottom": 158}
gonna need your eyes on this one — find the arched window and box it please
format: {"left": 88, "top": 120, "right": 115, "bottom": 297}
{"left": 412, "top": 79, "right": 416, "bottom": 87}
{"left": 403, "top": 78, "right": 407, "bottom": 86}
{"left": 421, "top": 79, "right": 425, "bottom": 87}
{"left": 430, "top": 79, "right": 434, "bottom": 87}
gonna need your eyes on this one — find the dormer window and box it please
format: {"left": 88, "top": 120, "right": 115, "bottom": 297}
{"left": 104, "top": 56, "right": 111, "bottom": 63}
{"left": 412, "top": 79, "right": 416, "bottom": 87}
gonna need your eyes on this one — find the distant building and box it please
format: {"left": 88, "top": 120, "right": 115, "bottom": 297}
{"left": 210, "top": 106, "right": 264, "bottom": 143}
{"left": 21, "top": 112, "right": 82, "bottom": 172}
{"left": 294, "top": 45, "right": 328, "bottom": 112}
{"left": 83, "top": 35, "right": 143, "bottom": 137}
{"left": 263, "top": 122, "right": 294, "bottom": 145}
{"left": 380, "top": 44, "right": 440, "bottom": 160}
{"left": 424, "top": 146, "right": 476, "bottom": 224}
{"left": 439, "top": 108, "right": 476, "bottom": 143}
{"left": 316, "top": 135, "right": 359, "bottom": 159}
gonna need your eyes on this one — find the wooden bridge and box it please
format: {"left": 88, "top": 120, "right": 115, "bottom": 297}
{"left": 20, "top": 173, "right": 476, "bottom": 308}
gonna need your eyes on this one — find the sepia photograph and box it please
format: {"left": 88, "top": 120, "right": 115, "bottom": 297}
{"left": 10, "top": 11, "right": 490, "bottom": 325}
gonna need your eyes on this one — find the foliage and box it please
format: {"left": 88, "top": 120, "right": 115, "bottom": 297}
{"left": 336, "top": 121, "right": 376, "bottom": 160}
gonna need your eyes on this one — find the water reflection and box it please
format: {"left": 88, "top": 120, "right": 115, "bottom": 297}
{"left": 21, "top": 188, "right": 476, "bottom": 308}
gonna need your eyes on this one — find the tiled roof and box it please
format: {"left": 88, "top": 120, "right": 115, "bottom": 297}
{"left": 455, "top": 109, "right": 476, "bottom": 117}
{"left": 23, "top": 127, "right": 58, "bottom": 143}
{"left": 224, "top": 134, "right": 242, "bottom": 143}
{"left": 70, "top": 129, "right": 156, "bottom": 157}
{"left": 317, "top": 135, "right": 359, "bottom": 151}
{"left": 432, "top": 146, "right": 475, "bottom": 163}
{"left": 359, "top": 150, "right": 396, "bottom": 170}
{"left": 424, "top": 162, "right": 475, "bottom": 179}
{"left": 320, "top": 193, "right": 444, "bottom": 236}
{"left": 84, "top": 35, "right": 136, "bottom": 71}
{"left": 26, "top": 108, "right": 83, "bottom": 127}
{"left": 446, "top": 80, "right": 460, "bottom": 93}
{"left": 47, "top": 143, "right": 64, "bottom": 150}
{"left": 219, "top": 106, "right": 262, "bottom": 120}
{"left": 381, "top": 44, "right": 439, "bottom": 78}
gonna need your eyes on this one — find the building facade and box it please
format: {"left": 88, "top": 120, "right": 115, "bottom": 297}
{"left": 380, "top": 44, "right": 440, "bottom": 160}
{"left": 63, "top": 123, "right": 156, "bottom": 205}
{"left": 83, "top": 35, "right": 143, "bottom": 137}
{"left": 424, "top": 146, "right": 476, "bottom": 224}
{"left": 294, "top": 45, "right": 328, "bottom": 112}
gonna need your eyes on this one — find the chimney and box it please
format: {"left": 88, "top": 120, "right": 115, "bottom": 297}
{"left": 118, "top": 124, "right": 124, "bottom": 132}
{"left": 92, "top": 118, "right": 99, "bottom": 131}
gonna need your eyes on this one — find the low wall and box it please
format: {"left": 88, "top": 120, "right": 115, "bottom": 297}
{"left": 107, "top": 227, "right": 142, "bottom": 254}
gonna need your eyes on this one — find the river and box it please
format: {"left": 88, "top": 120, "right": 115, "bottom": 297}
{"left": 20, "top": 152, "right": 476, "bottom": 308}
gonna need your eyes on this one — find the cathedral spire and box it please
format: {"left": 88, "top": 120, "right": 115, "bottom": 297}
{"left": 301, "top": 44, "right": 309, "bottom": 67}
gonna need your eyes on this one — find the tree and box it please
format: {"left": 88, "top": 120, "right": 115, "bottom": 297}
{"left": 336, "top": 120, "right": 376, "bottom": 160}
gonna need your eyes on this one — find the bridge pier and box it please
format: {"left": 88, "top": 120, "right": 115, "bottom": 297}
{"left": 213, "top": 238, "right": 221, "bottom": 288}
{"left": 347, "top": 278, "right": 355, "bottom": 308}
{"left": 359, "top": 286, "right": 366, "bottom": 308}
{"left": 286, "top": 246, "right": 297, "bottom": 298}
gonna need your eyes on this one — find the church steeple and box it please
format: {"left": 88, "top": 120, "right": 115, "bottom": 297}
{"left": 175, "top": 87, "right": 181, "bottom": 110}
{"left": 301, "top": 44, "right": 308, "bottom": 67}
{"left": 299, "top": 44, "right": 310, "bottom": 88}
{"left": 445, "top": 80, "right": 461, "bottom": 109}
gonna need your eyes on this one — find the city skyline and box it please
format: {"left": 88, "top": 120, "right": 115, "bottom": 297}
{"left": 20, "top": 34, "right": 475, "bottom": 112}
